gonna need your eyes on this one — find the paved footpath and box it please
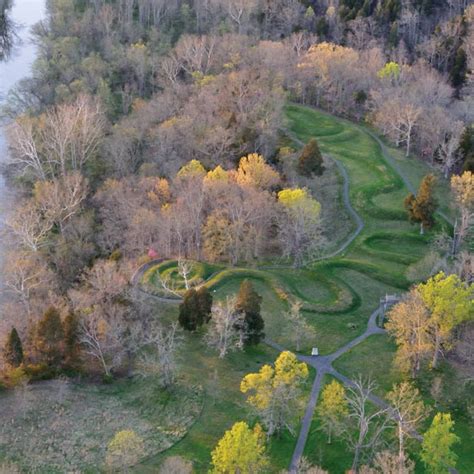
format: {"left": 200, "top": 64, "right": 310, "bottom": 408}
{"left": 280, "top": 306, "right": 385, "bottom": 472}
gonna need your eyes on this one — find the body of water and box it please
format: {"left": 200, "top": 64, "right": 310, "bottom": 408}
{"left": 0, "top": 0, "right": 46, "bottom": 278}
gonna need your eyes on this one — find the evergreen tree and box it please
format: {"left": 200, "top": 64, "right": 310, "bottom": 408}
{"left": 35, "top": 306, "right": 64, "bottom": 367}
{"left": 449, "top": 47, "right": 468, "bottom": 93}
{"left": 388, "top": 21, "right": 399, "bottom": 48}
{"left": 179, "top": 288, "right": 212, "bottom": 331}
{"left": 404, "top": 174, "right": 438, "bottom": 233}
{"left": 196, "top": 286, "right": 213, "bottom": 324}
{"left": 298, "top": 138, "right": 324, "bottom": 177}
{"left": 4, "top": 327, "right": 24, "bottom": 367}
{"left": 459, "top": 126, "right": 474, "bottom": 173}
{"left": 179, "top": 289, "right": 199, "bottom": 331}
{"left": 63, "top": 312, "right": 81, "bottom": 369}
{"left": 316, "top": 17, "right": 329, "bottom": 38}
{"left": 236, "top": 280, "right": 265, "bottom": 345}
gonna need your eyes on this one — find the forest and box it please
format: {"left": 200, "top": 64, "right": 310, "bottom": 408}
{"left": 0, "top": 0, "right": 473, "bottom": 473}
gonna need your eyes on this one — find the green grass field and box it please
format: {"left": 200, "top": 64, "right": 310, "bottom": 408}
{"left": 135, "top": 105, "right": 472, "bottom": 473}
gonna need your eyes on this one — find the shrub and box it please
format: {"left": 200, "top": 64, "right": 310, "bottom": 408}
{"left": 106, "top": 430, "right": 145, "bottom": 469}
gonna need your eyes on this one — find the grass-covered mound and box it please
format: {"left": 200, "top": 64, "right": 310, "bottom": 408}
{"left": 142, "top": 260, "right": 221, "bottom": 298}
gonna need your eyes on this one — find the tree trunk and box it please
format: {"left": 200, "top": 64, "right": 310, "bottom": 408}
{"left": 352, "top": 444, "right": 361, "bottom": 472}
{"left": 432, "top": 331, "right": 441, "bottom": 368}
{"left": 398, "top": 422, "right": 405, "bottom": 471}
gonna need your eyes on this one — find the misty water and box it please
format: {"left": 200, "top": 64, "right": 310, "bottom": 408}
{"left": 0, "top": 0, "right": 45, "bottom": 278}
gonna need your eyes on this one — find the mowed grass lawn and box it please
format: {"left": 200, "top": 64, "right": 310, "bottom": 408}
{"left": 136, "top": 105, "right": 471, "bottom": 473}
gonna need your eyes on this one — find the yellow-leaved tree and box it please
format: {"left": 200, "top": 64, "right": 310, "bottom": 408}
{"left": 177, "top": 159, "right": 206, "bottom": 179}
{"left": 417, "top": 272, "right": 473, "bottom": 368}
{"left": 240, "top": 351, "right": 309, "bottom": 436}
{"left": 277, "top": 188, "right": 323, "bottom": 267}
{"left": 377, "top": 61, "right": 401, "bottom": 82}
{"left": 236, "top": 153, "right": 280, "bottom": 190}
{"left": 317, "top": 380, "right": 348, "bottom": 443}
{"left": 385, "top": 289, "right": 433, "bottom": 378}
{"left": 210, "top": 421, "right": 268, "bottom": 474}
{"left": 204, "top": 165, "right": 230, "bottom": 184}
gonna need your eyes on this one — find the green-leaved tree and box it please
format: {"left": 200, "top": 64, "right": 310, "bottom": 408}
{"left": 418, "top": 272, "right": 473, "bottom": 368}
{"left": 317, "top": 380, "right": 348, "bottom": 443}
{"left": 421, "top": 413, "right": 459, "bottom": 474}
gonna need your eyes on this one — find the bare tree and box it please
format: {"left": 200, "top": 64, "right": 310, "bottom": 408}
{"left": 174, "top": 34, "right": 217, "bottom": 76}
{"left": 437, "top": 118, "right": 464, "bottom": 178}
{"left": 7, "top": 116, "right": 48, "bottom": 180}
{"left": 159, "top": 456, "right": 193, "bottom": 474}
{"left": 205, "top": 296, "right": 245, "bottom": 358}
{"left": 372, "top": 97, "right": 421, "bottom": 157}
{"left": 285, "top": 301, "right": 316, "bottom": 351}
{"left": 33, "top": 172, "right": 88, "bottom": 233}
{"left": 135, "top": 322, "right": 183, "bottom": 388}
{"left": 2, "top": 251, "right": 56, "bottom": 316}
{"left": 216, "top": 0, "right": 259, "bottom": 34}
{"left": 8, "top": 95, "right": 105, "bottom": 179}
{"left": 359, "top": 450, "right": 414, "bottom": 474}
{"left": 78, "top": 311, "right": 128, "bottom": 377}
{"left": 177, "top": 258, "right": 196, "bottom": 290}
{"left": 71, "top": 259, "right": 133, "bottom": 376}
{"left": 387, "top": 382, "right": 429, "bottom": 470}
{"left": 4, "top": 201, "right": 54, "bottom": 252}
{"left": 345, "top": 378, "right": 392, "bottom": 471}
{"left": 451, "top": 172, "right": 474, "bottom": 254}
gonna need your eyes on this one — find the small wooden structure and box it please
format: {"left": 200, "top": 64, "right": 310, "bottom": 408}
{"left": 311, "top": 347, "right": 319, "bottom": 356}
{"left": 378, "top": 294, "right": 401, "bottom": 326}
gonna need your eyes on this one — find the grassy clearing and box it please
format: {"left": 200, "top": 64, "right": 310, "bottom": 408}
{"left": 0, "top": 378, "right": 202, "bottom": 473}
{"left": 333, "top": 334, "right": 402, "bottom": 395}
